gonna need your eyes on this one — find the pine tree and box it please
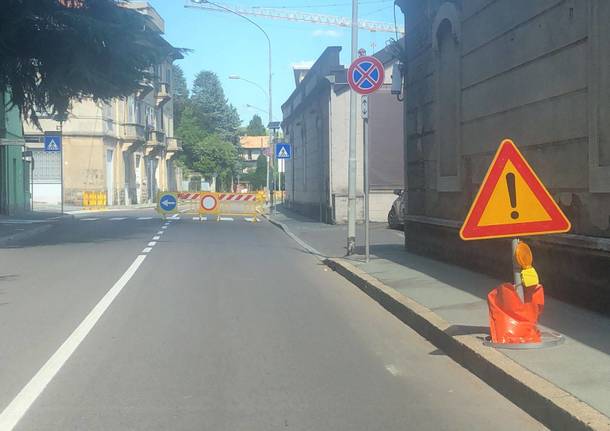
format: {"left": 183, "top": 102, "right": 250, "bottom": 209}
{"left": 246, "top": 114, "right": 266, "bottom": 136}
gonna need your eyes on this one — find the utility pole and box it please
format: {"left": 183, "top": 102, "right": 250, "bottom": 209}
{"left": 347, "top": 0, "right": 358, "bottom": 255}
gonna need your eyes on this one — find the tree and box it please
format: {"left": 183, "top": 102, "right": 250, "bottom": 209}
{"left": 190, "top": 70, "right": 240, "bottom": 143}
{"left": 177, "top": 105, "right": 240, "bottom": 190}
{"left": 246, "top": 114, "right": 266, "bottom": 136}
{"left": 245, "top": 154, "right": 272, "bottom": 190}
{"left": 0, "top": 0, "right": 183, "bottom": 126}
{"left": 172, "top": 64, "right": 189, "bottom": 129}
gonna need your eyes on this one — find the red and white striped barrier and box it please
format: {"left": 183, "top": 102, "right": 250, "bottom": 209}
{"left": 217, "top": 193, "right": 257, "bottom": 202}
{"left": 177, "top": 192, "right": 202, "bottom": 200}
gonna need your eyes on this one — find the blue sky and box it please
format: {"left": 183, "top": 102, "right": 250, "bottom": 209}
{"left": 148, "top": 0, "right": 401, "bottom": 126}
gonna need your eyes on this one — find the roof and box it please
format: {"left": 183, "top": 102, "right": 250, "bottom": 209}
{"left": 239, "top": 135, "right": 270, "bottom": 149}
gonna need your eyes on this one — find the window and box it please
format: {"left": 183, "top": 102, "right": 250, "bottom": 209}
{"left": 433, "top": 2, "right": 461, "bottom": 192}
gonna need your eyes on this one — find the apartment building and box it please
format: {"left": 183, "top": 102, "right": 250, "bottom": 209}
{"left": 24, "top": 2, "right": 183, "bottom": 207}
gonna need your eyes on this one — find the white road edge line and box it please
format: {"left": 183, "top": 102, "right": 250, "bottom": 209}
{"left": 0, "top": 254, "right": 147, "bottom": 431}
{"left": 147, "top": 241, "right": 157, "bottom": 247}
{"left": 142, "top": 247, "right": 153, "bottom": 253}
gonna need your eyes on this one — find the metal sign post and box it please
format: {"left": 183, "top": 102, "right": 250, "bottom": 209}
{"left": 362, "top": 95, "right": 370, "bottom": 262}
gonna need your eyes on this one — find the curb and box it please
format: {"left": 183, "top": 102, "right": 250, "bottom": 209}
{"left": 267, "top": 215, "right": 610, "bottom": 431}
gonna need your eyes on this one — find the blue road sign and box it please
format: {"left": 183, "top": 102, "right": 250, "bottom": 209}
{"left": 44, "top": 135, "right": 62, "bottom": 152}
{"left": 158, "top": 193, "right": 177, "bottom": 212}
{"left": 347, "top": 55, "right": 385, "bottom": 95}
{"left": 275, "top": 143, "right": 291, "bottom": 159}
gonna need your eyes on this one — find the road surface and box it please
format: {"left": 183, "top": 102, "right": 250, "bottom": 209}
{"left": 0, "top": 210, "right": 546, "bottom": 430}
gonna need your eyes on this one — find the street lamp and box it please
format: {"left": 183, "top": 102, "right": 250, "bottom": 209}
{"left": 245, "top": 104, "right": 269, "bottom": 115}
{"left": 229, "top": 76, "right": 268, "bottom": 101}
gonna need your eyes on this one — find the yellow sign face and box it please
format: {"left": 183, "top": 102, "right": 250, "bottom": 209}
{"left": 460, "top": 139, "right": 571, "bottom": 240}
{"left": 477, "top": 161, "right": 552, "bottom": 227}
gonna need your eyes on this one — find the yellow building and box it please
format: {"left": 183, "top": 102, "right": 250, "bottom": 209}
{"left": 23, "top": 2, "right": 183, "bottom": 207}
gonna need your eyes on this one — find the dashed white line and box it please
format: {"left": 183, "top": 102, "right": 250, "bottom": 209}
{"left": 219, "top": 217, "right": 234, "bottom": 221}
{"left": 147, "top": 241, "right": 157, "bottom": 247}
{"left": 152, "top": 236, "right": 160, "bottom": 240}
{"left": 109, "top": 217, "right": 127, "bottom": 221}
{"left": 142, "top": 247, "right": 153, "bottom": 253}
{"left": 0, "top": 255, "right": 147, "bottom": 431}
{"left": 156, "top": 231, "right": 164, "bottom": 235}
{"left": 137, "top": 217, "right": 153, "bottom": 220}
{"left": 161, "top": 226, "right": 168, "bottom": 230}
{"left": 244, "top": 217, "right": 258, "bottom": 222}
{"left": 193, "top": 216, "right": 208, "bottom": 221}
{"left": 80, "top": 218, "right": 99, "bottom": 221}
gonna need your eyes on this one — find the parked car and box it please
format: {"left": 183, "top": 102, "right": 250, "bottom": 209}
{"left": 388, "top": 189, "right": 406, "bottom": 229}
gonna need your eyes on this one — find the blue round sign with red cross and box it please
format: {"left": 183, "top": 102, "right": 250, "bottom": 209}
{"left": 347, "top": 55, "right": 385, "bottom": 95}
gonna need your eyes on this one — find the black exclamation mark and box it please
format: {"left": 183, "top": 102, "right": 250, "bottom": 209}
{"left": 506, "top": 173, "right": 519, "bottom": 219}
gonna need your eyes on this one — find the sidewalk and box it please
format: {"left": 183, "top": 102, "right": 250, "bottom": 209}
{"left": 269, "top": 207, "right": 610, "bottom": 430}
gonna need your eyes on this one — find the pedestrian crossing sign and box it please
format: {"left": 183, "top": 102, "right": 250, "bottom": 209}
{"left": 44, "top": 135, "right": 62, "bottom": 152}
{"left": 275, "top": 143, "right": 291, "bottom": 159}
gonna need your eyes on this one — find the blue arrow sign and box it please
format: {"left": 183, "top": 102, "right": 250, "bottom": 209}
{"left": 158, "top": 194, "right": 177, "bottom": 212}
{"left": 44, "top": 135, "right": 62, "bottom": 152}
{"left": 275, "top": 143, "right": 291, "bottom": 159}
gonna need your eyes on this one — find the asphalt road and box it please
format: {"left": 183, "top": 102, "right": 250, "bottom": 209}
{"left": 0, "top": 210, "right": 546, "bottom": 430}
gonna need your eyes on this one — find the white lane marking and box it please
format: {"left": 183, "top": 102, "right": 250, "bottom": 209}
{"left": 161, "top": 226, "right": 168, "bottom": 230}
{"left": 80, "top": 218, "right": 99, "bottom": 221}
{"left": 170, "top": 214, "right": 180, "bottom": 219}
{"left": 0, "top": 255, "right": 147, "bottom": 431}
{"left": 193, "top": 216, "right": 208, "bottom": 221}
{"left": 142, "top": 247, "right": 153, "bottom": 253}
{"left": 147, "top": 241, "right": 156, "bottom": 247}
{"left": 244, "top": 217, "right": 257, "bottom": 222}
{"left": 109, "top": 217, "right": 127, "bottom": 221}
{"left": 152, "top": 236, "right": 160, "bottom": 240}
{"left": 137, "top": 217, "right": 153, "bottom": 220}
{"left": 219, "top": 217, "right": 234, "bottom": 221}
{"left": 156, "top": 231, "right": 164, "bottom": 235}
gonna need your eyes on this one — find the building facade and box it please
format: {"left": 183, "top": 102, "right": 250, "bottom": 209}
{"left": 24, "top": 2, "right": 182, "bottom": 208}
{"left": 281, "top": 45, "right": 404, "bottom": 224}
{"left": 397, "top": 0, "right": 610, "bottom": 313}
{"left": 0, "top": 92, "right": 30, "bottom": 215}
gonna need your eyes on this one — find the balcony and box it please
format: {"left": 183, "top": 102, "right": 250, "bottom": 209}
{"left": 166, "top": 137, "right": 182, "bottom": 152}
{"left": 136, "top": 79, "right": 155, "bottom": 100}
{"left": 155, "top": 82, "right": 171, "bottom": 107}
{"left": 146, "top": 129, "right": 165, "bottom": 149}
{"left": 120, "top": 123, "right": 146, "bottom": 142}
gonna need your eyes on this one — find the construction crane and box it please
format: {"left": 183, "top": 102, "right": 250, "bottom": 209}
{"left": 184, "top": 0, "right": 405, "bottom": 34}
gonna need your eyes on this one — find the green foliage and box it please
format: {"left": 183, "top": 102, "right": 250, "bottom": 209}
{"left": 244, "top": 155, "right": 272, "bottom": 190}
{"left": 176, "top": 71, "right": 242, "bottom": 190}
{"left": 190, "top": 70, "right": 240, "bottom": 144}
{"left": 246, "top": 114, "right": 266, "bottom": 136}
{"left": 172, "top": 64, "right": 189, "bottom": 128}
{"left": 0, "top": 0, "right": 183, "bottom": 127}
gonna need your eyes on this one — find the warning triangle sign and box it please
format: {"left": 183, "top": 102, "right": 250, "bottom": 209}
{"left": 278, "top": 146, "right": 289, "bottom": 158}
{"left": 460, "top": 139, "right": 570, "bottom": 240}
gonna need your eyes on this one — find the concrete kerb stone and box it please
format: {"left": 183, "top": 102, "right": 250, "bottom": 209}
{"left": 266, "top": 215, "right": 610, "bottom": 431}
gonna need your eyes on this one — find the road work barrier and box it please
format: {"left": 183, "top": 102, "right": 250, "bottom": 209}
{"left": 176, "top": 191, "right": 266, "bottom": 222}
{"left": 82, "top": 191, "right": 107, "bottom": 210}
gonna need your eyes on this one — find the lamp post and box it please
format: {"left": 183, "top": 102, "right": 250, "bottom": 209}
{"left": 229, "top": 76, "right": 268, "bottom": 101}
{"left": 189, "top": 0, "right": 273, "bottom": 196}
